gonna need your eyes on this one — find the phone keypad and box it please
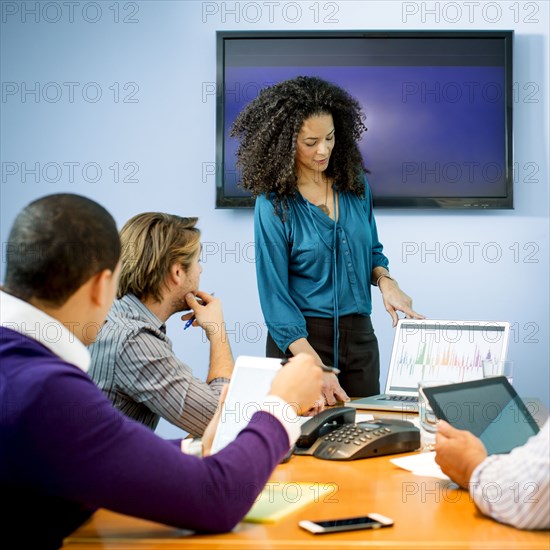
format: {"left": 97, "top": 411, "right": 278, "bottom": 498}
{"left": 323, "top": 424, "right": 391, "bottom": 446}
{"left": 311, "top": 418, "right": 420, "bottom": 460}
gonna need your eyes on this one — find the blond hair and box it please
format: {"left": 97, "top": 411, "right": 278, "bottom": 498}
{"left": 118, "top": 213, "right": 200, "bottom": 302}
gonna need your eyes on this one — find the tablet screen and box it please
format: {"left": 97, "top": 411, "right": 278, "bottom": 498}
{"left": 424, "top": 377, "right": 539, "bottom": 455}
{"left": 211, "top": 356, "right": 282, "bottom": 454}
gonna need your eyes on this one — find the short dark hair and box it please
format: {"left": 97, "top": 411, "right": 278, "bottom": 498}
{"left": 4, "top": 193, "right": 120, "bottom": 306}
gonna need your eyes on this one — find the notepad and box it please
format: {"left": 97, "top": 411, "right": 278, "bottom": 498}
{"left": 244, "top": 482, "right": 338, "bottom": 523}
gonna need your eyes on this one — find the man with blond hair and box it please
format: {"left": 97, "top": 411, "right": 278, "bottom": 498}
{"left": 89, "top": 213, "right": 233, "bottom": 436}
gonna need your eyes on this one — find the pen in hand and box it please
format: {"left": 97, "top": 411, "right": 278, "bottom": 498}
{"left": 183, "top": 292, "right": 214, "bottom": 330}
{"left": 280, "top": 357, "right": 341, "bottom": 375}
{"left": 183, "top": 316, "right": 195, "bottom": 330}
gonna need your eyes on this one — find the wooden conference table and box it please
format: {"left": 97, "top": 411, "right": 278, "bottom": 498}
{"left": 63, "top": 406, "right": 549, "bottom": 550}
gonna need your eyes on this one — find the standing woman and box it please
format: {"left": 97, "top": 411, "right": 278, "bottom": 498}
{"left": 231, "top": 76, "right": 423, "bottom": 406}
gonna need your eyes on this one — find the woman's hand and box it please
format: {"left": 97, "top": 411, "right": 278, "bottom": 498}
{"left": 321, "top": 372, "right": 350, "bottom": 405}
{"left": 287, "top": 338, "right": 350, "bottom": 413}
{"left": 301, "top": 372, "right": 351, "bottom": 416}
{"left": 379, "top": 278, "right": 424, "bottom": 327}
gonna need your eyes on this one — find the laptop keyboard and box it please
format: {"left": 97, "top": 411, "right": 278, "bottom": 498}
{"left": 378, "top": 395, "right": 418, "bottom": 402}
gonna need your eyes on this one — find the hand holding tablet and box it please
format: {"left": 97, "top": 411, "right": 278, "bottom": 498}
{"left": 423, "top": 376, "right": 539, "bottom": 455}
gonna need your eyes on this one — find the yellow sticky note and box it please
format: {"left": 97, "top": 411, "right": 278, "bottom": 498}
{"left": 244, "top": 482, "right": 338, "bottom": 523}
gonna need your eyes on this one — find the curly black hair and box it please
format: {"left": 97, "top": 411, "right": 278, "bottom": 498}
{"left": 230, "top": 76, "right": 368, "bottom": 209}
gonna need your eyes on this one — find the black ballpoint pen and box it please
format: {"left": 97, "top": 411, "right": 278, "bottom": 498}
{"left": 280, "top": 357, "right": 340, "bottom": 375}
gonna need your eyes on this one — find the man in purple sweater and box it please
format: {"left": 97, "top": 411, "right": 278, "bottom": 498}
{"left": 0, "top": 194, "right": 322, "bottom": 550}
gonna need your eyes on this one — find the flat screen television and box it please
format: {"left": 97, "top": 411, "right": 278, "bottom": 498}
{"left": 216, "top": 30, "right": 513, "bottom": 209}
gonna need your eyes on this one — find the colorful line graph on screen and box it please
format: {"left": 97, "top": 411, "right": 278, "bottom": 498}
{"left": 389, "top": 327, "right": 507, "bottom": 389}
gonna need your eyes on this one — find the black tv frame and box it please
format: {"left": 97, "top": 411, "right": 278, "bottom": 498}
{"left": 215, "top": 30, "right": 513, "bottom": 210}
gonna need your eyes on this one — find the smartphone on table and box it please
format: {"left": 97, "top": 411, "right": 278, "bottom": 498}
{"left": 299, "top": 513, "right": 393, "bottom": 534}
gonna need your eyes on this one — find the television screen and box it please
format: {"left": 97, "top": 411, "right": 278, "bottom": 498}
{"left": 216, "top": 31, "right": 513, "bottom": 209}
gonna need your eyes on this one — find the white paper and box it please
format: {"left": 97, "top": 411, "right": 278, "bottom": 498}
{"left": 390, "top": 451, "right": 450, "bottom": 480}
{"left": 356, "top": 412, "right": 375, "bottom": 423}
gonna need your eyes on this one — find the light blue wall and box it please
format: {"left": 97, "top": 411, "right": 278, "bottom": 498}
{"left": 1, "top": 1, "right": 548, "bottom": 440}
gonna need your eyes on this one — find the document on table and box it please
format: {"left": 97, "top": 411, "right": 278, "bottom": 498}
{"left": 390, "top": 451, "right": 450, "bottom": 480}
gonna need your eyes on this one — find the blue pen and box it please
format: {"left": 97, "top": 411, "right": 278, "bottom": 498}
{"left": 183, "top": 293, "right": 214, "bottom": 330}
{"left": 183, "top": 316, "right": 195, "bottom": 331}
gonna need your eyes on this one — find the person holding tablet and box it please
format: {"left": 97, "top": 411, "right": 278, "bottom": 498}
{"left": 230, "top": 76, "right": 423, "bottom": 407}
{"left": 0, "top": 194, "right": 323, "bottom": 549}
{"left": 435, "top": 419, "right": 549, "bottom": 530}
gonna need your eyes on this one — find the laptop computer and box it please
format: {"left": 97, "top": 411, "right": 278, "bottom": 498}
{"left": 349, "top": 319, "right": 511, "bottom": 412}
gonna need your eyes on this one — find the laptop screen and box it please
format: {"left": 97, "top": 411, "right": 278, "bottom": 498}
{"left": 387, "top": 320, "right": 510, "bottom": 394}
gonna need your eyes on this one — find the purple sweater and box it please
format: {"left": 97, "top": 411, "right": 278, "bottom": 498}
{"left": 0, "top": 328, "right": 290, "bottom": 549}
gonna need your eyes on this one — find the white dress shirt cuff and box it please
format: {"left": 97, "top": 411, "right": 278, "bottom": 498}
{"left": 468, "top": 455, "right": 498, "bottom": 514}
{"left": 181, "top": 438, "right": 203, "bottom": 457}
{"left": 260, "top": 395, "right": 301, "bottom": 447}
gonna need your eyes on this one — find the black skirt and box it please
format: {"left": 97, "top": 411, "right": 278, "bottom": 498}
{"left": 266, "top": 314, "right": 380, "bottom": 398}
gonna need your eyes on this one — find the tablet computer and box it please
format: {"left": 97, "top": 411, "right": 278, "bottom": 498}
{"left": 211, "top": 355, "right": 282, "bottom": 454}
{"left": 423, "top": 376, "right": 540, "bottom": 455}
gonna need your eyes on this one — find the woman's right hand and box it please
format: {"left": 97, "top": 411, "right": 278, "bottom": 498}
{"left": 269, "top": 353, "right": 324, "bottom": 416}
{"left": 288, "top": 338, "right": 351, "bottom": 411}
{"left": 321, "top": 372, "right": 350, "bottom": 405}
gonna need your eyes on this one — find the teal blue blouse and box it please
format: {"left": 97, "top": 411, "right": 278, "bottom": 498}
{"left": 254, "top": 180, "right": 389, "bottom": 354}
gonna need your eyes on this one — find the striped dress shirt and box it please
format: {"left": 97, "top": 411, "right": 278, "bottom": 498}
{"left": 88, "top": 294, "right": 228, "bottom": 437}
{"left": 469, "top": 418, "right": 549, "bottom": 530}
